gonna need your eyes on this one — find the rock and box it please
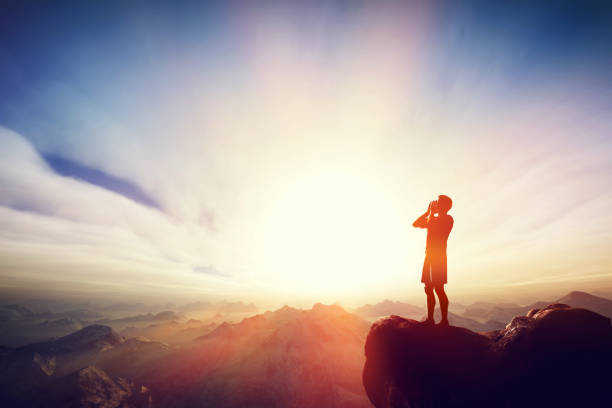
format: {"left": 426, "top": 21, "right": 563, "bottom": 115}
{"left": 0, "top": 365, "right": 153, "bottom": 408}
{"left": 33, "top": 352, "right": 56, "bottom": 376}
{"left": 16, "top": 325, "right": 124, "bottom": 357}
{"left": 363, "top": 316, "right": 498, "bottom": 407}
{"left": 0, "top": 325, "right": 133, "bottom": 404}
{"left": 363, "top": 304, "right": 612, "bottom": 407}
{"left": 47, "top": 365, "right": 153, "bottom": 408}
{"left": 53, "top": 325, "right": 124, "bottom": 353}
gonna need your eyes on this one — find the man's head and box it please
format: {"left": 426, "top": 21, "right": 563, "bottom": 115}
{"left": 437, "top": 195, "right": 452, "bottom": 214}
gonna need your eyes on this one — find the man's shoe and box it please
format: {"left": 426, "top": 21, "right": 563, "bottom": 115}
{"left": 420, "top": 318, "right": 435, "bottom": 326}
{"left": 437, "top": 318, "right": 450, "bottom": 327}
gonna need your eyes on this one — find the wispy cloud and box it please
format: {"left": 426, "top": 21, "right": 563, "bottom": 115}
{"left": 0, "top": 127, "right": 237, "bottom": 299}
{"left": 501, "top": 272, "right": 612, "bottom": 287}
{"left": 192, "top": 265, "right": 231, "bottom": 278}
{"left": 42, "top": 153, "right": 160, "bottom": 209}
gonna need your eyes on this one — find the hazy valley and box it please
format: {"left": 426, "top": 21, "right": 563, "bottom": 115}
{"left": 1, "top": 291, "right": 611, "bottom": 407}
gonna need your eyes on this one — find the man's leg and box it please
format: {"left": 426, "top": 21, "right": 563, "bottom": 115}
{"left": 434, "top": 284, "right": 449, "bottom": 324}
{"left": 424, "top": 284, "right": 435, "bottom": 322}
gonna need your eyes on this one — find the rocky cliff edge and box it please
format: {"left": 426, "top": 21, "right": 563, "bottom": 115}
{"left": 363, "top": 303, "right": 612, "bottom": 407}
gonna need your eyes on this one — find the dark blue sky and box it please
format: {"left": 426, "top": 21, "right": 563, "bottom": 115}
{"left": 2, "top": 0, "right": 610, "bottom": 119}
{"left": 2, "top": 0, "right": 611, "bottom": 206}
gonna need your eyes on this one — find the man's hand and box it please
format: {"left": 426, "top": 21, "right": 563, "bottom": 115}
{"left": 428, "top": 200, "right": 436, "bottom": 215}
{"left": 415, "top": 201, "right": 436, "bottom": 228}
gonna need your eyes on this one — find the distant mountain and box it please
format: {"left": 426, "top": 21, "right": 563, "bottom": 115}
{"left": 0, "top": 305, "right": 108, "bottom": 347}
{"left": 13, "top": 325, "right": 125, "bottom": 364}
{"left": 462, "top": 301, "right": 550, "bottom": 324}
{"left": 0, "top": 300, "right": 257, "bottom": 348}
{"left": 461, "top": 301, "right": 522, "bottom": 319}
{"left": 96, "top": 310, "right": 185, "bottom": 327}
{"left": 121, "top": 320, "right": 218, "bottom": 346}
{"left": 430, "top": 310, "right": 505, "bottom": 332}
{"left": 556, "top": 291, "right": 612, "bottom": 318}
{"left": 35, "top": 317, "right": 82, "bottom": 329}
{"left": 460, "top": 291, "right": 612, "bottom": 324}
{"left": 36, "top": 308, "right": 105, "bottom": 321}
{"left": 352, "top": 300, "right": 504, "bottom": 331}
{"left": 465, "top": 301, "right": 522, "bottom": 310}
{"left": 176, "top": 300, "right": 213, "bottom": 312}
{"left": 101, "top": 302, "right": 148, "bottom": 313}
{"left": 0, "top": 304, "right": 35, "bottom": 321}
{"left": 353, "top": 300, "right": 424, "bottom": 319}
{"left": 592, "top": 290, "right": 612, "bottom": 300}
{"left": 177, "top": 300, "right": 257, "bottom": 314}
{"left": 151, "top": 310, "right": 182, "bottom": 321}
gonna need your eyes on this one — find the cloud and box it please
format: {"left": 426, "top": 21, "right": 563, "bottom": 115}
{"left": 0, "top": 126, "right": 242, "bottom": 299}
{"left": 192, "top": 265, "right": 231, "bottom": 278}
{"left": 42, "top": 153, "right": 160, "bottom": 209}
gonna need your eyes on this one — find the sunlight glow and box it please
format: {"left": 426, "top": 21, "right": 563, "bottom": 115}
{"left": 1, "top": 1, "right": 611, "bottom": 306}
{"left": 256, "top": 167, "right": 412, "bottom": 296}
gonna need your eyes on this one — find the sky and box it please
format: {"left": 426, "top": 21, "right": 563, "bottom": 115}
{"left": 1, "top": 0, "right": 612, "bottom": 308}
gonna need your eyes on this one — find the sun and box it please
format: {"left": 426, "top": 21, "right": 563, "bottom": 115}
{"left": 255, "top": 167, "right": 412, "bottom": 297}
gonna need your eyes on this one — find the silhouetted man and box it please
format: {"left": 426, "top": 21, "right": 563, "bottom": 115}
{"left": 413, "top": 195, "right": 453, "bottom": 326}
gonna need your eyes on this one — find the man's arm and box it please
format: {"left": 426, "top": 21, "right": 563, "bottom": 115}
{"left": 412, "top": 212, "right": 429, "bottom": 228}
{"left": 412, "top": 201, "right": 435, "bottom": 228}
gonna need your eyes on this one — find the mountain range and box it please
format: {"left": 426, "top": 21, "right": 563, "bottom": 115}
{"left": 0, "top": 303, "right": 371, "bottom": 408}
{"left": 353, "top": 290, "right": 612, "bottom": 331}
{"left": 1, "top": 291, "right": 611, "bottom": 407}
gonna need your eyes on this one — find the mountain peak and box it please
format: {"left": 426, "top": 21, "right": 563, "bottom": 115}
{"left": 559, "top": 290, "right": 598, "bottom": 301}
{"left": 55, "top": 324, "right": 124, "bottom": 352}
{"left": 555, "top": 291, "right": 612, "bottom": 318}
{"left": 311, "top": 302, "right": 345, "bottom": 313}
